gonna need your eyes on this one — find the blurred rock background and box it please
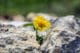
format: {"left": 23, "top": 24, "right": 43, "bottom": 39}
{"left": 0, "top": 0, "right": 80, "bottom": 21}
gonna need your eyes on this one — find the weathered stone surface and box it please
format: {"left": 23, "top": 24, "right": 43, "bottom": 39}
{"left": 0, "top": 15, "right": 80, "bottom": 53}
{"left": 0, "top": 24, "right": 40, "bottom": 53}
{"left": 40, "top": 15, "right": 80, "bottom": 53}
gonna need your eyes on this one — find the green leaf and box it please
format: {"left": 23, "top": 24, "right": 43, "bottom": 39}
{"left": 36, "top": 35, "right": 44, "bottom": 45}
{"left": 23, "top": 23, "right": 33, "bottom": 27}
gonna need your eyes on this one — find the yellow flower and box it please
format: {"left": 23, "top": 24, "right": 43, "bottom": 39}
{"left": 33, "top": 16, "right": 51, "bottom": 31}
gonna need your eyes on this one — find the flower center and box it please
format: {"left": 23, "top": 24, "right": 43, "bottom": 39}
{"left": 38, "top": 22, "right": 45, "bottom": 28}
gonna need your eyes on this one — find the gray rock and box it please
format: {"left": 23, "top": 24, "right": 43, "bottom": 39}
{"left": 41, "top": 15, "right": 80, "bottom": 53}
{"left": 9, "top": 48, "right": 25, "bottom": 53}
{"left": 0, "top": 15, "right": 80, "bottom": 53}
{"left": 0, "top": 24, "right": 39, "bottom": 53}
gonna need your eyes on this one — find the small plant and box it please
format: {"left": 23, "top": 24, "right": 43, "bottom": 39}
{"left": 23, "top": 16, "right": 51, "bottom": 45}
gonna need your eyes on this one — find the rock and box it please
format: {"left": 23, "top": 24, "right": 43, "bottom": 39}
{"left": 40, "top": 15, "right": 80, "bottom": 53}
{"left": 26, "top": 12, "right": 57, "bottom": 22}
{"left": 0, "top": 24, "right": 40, "bottom": 53}
{"left": 0, "top": 48, "right": 9, "bottom": 53}
{"left": 76, "top": 31, "right": 80, "bottom": 35}
{"left": 0, "top": 15, "right": 80, "bottom": 53}
{"left": 12, "top": 15, "right": 24, "bottom": 21}
{"left": 9, "top": 48, "right": 25, "bottom": 53}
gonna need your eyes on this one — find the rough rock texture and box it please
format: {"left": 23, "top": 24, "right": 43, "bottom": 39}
{"left": 41, "top": 15, "right": 80, "bottom": 53}
{"left": 0, "top": 24, "right": 40, "bottom": 53}
{"left": 0, "top": 15, "right": 80, "bottom": 53}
